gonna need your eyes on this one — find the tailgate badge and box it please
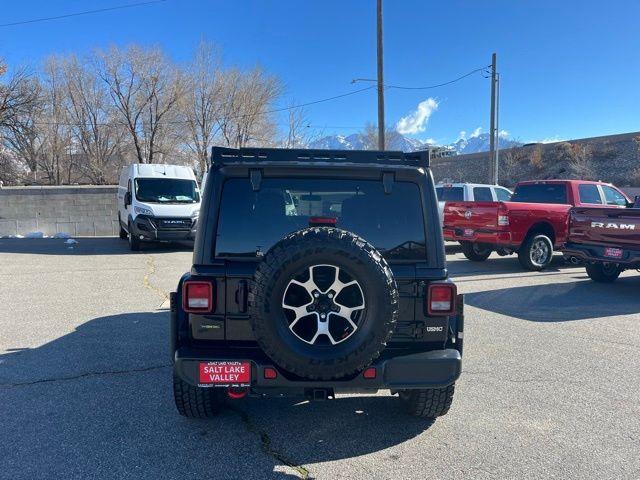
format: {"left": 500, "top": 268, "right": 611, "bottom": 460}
{"left": 464, "top": 210, "right": 472, "bottom": 219}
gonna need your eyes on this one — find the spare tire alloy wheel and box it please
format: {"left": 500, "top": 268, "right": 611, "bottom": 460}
{"left": 282, "top": 264, "right": 365, "bottom": 346}
{"left": 249, "top": 228, "right": 399, "bottom": 380}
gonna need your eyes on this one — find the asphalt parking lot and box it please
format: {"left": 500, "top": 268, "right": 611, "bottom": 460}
{"left": 1, "top": 238, "right": 639, "bottom": 480}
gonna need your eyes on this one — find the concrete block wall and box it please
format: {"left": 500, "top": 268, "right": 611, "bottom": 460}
{"left": 0, "top": 186, "right": 119, "bottom": 237}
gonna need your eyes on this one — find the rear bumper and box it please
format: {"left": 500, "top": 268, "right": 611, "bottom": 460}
{"left": 443, "top": 227, "right": 512, "bottom": 246}
{"left": 131, "top": 215, "right": 196, "bottom": 242}
{"left": 564, "top": 243, "right": 640, "bottom": 267}
{"left": 173, "top": 347, "right": 462, "bottom": 391}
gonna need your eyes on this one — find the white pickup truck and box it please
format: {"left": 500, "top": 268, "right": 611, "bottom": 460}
{"left": 435, "top": 183, "right": 512, "bottom": 225}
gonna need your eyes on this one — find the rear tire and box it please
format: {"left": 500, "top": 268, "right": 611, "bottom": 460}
{"left": 585, "top": 262, "right": 622, "bottom": 283}
{"left": 128, "top": 222, "right": 141, "bottom": 251}
{"left": 398, "top": 384, "right": 455, "bottom": 419}
{"left": 460, "top": 241, "right": 492, "bottom": 261}
{"left": 173, "top": 373, "right": 226, "bottom": 418}
{"left": 518, "top": 234, "right": 553, "bottom": 271}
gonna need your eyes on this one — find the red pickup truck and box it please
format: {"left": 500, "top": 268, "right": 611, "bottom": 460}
{"left": 443, "top": 179, "right": 630, "bottom": 270}
{"left": 563, "top": 202, "right": 640, "bottom": 282}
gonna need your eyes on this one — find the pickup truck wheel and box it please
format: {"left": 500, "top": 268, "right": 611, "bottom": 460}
{"left": 585, "top": 262, "right": 622, "bottom": 283}
{"left": 249, "top": 227, "right": 399, "bottom": 380}
{"left": 128, "top": 222, "right": 141, "bottom": 251}
{"left": 518, "top": 234, "right": 553, "bottom": 271}
{"left": 460, "top": 241, "right": 492, "bottom": 261}
{"left": 172, "top": 372, "right": 226, "bottom": 418}
{"left": 398, "top": 384, "right": 455, "bottom": 418}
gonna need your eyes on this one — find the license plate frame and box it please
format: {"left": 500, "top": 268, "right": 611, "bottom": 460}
{"left": 603, "top": 247, "right": 623, "bottom": 259}
{"left": 198, "top": 361, "right": 251, "bottom": 387}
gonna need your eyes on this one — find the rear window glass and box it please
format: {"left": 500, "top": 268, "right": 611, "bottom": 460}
{"left": 435, "top": 186, "right": 464, "bottom": 202}
{"left": 473, "top": 187, "right": 493, "bottom": 202}
{"left": 511, "top": 184, "right": 568, "bottom": 204}
{"left": 578, "top": 184, "right": 602, "bottom": 204}
{"left": 215, "top": 178, "right": 426, "bottom": 261}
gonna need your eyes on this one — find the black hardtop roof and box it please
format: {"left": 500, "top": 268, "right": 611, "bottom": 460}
{"left": 210, "top": 146, "right": 431, "bottom": 170}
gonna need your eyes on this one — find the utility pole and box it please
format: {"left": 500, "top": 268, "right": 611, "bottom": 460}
{"left": 376, "top": 0, "right": 385, "bottom": 150}
{"left": 489, "top": 52, "right": 497, "bottom": 183}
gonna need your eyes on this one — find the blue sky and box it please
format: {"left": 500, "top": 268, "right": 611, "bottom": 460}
{"left": 2, "top": 0, "right": 639, "bottom": 144}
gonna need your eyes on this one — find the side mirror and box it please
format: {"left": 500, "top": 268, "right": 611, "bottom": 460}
{"left": 124, "top": 191, "right": 132, "bottom": 207}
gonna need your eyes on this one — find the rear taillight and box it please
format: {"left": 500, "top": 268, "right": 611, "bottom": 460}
{"left": 498, "top": 214, "right": 509, "bottom": 226}
{"left": 427, "top": 283, "right": 457, "bottom": 315}
{"left": 183, "top": 281, "right": 214, "bottom": 313}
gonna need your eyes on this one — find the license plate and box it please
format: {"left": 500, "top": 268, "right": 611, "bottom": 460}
{"left": 463, "top": 228, "right": 474, "bottom": 237}
{"left": 199, "top": 361, "right": 251, "bottom": 387}
{"left": 604, "top": 247, "right": 623, "bottom": 259}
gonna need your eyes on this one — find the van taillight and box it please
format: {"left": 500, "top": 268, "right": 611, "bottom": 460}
{"left": 427, "top": 283, "right": 457, "bottom": 315}
{"left": 183, "top": 281, "right": 214, "bottom": 313}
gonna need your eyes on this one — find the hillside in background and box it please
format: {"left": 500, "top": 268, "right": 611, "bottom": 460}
{"left": 431, "top": 131, "right": 640, "bottom": 188}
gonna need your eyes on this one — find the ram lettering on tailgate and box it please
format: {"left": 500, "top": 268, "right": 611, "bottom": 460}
{"left": 591, "top": 222, "right": 636, "bottom": 230}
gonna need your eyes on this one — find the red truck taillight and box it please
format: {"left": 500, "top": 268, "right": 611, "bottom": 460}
{"left": 427, "top": 283, "right": 457, "bottom": 315}
{"left": 183, "top": 281, "right": 214, "bottom": 313}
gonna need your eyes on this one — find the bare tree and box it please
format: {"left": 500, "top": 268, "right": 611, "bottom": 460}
{"left": 59, "top": 54, "right": 125, "bottom": 184}
{"left": 96, "top": 45, "right": 184, "bottom": 164}
{"left": 181, "top": 41, "right": 224, "bottom": 174}
{"left": 282, "top": 103, "right": 311, "bottom": 148}
{"left": 216, "top": 66, "right": 281, "bottom": 148}
{"left": 361, "top": 122, "right": 403, "bottom": 150}
{"left": 568, "top": 143, "right": 594, "bottom": 179}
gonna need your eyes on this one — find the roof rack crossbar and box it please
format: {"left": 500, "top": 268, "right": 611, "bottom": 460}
{"left": 210, "top": 147, "right": 430, "bottom": 168}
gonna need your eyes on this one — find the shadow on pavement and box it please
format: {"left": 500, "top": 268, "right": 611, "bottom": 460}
{"left": 0, "top": 237, "right": 193, "bottom": 256}
{"left": 447, "top": 253, "right": 575, "bottom": 278}
{"left": 465, "top": 276, "right": 640, "bottom": 321}
{"left": 1, "top": 311, "right": 434, "bottom": 479}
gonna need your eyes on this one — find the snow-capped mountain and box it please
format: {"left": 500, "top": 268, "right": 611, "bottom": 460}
{"left": 307, "top": 132, "right": 521, "bottom": 154}
{"left": 452, "top": 133, "right": 521, "bottom": 155}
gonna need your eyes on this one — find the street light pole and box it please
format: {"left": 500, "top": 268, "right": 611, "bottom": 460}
{"left": 376, "top": 0, "right": 385, "bottom": 150}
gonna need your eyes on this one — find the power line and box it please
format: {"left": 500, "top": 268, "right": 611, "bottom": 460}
{"left": 353, "top": 66, "right": 490, "bottom": 91}
{"left": 0, "top": 0, "right": 167, "bottom": 28}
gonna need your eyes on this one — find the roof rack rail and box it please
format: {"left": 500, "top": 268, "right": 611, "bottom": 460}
{"left": 210, "top": 147, "right": 430, "bottom": 169}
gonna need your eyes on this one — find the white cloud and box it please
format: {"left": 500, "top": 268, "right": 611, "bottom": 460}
{"left": 469, "top": 127, "right": 482, "bottom": 138}
{"left": 424, "top": 138, "right": 437, "bottom": 145}
{"left": 395, "top": 98, "right": 438, "bottom": 135}
{"left": 498, "top": 129, "right": 509, "bottom": 138}
{"left": 458, "top": 131, "right": 467, "bottom": 140}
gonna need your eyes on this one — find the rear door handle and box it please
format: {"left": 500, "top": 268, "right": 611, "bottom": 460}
{"left": 235, "top": 280, "right": 248, "bottom": 313}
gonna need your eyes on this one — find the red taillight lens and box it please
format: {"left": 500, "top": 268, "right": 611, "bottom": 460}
{"left": 183, "top": 281, "right": 213, "bottom": 313}
{"left": 264, "top": 367, "right": 278, "bottom": 379}
{"left": 363, "top": 367, "right": 377, "bottom": 379}
{"left": 427, "top": 283, "right": 457, "bottom": 315}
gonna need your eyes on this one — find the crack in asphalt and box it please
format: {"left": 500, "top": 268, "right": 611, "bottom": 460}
{"left": 230, "top": 406, "right": 310, "bottom": 479}
{"left": 143, "top": 255, "right": 169, "bottom": 302}
{"left": 0, "top": 363, "right": 172, "bottom": 388}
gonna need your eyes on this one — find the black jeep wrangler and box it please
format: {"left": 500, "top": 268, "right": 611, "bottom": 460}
{"left": 170, "top": 147, "right": 463, "bottom": 419}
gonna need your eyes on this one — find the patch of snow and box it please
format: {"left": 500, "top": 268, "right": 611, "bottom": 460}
{"left": 64, "top": 239, "right": 78, "bottom": 245}
{"left": 53, "top": 232, "right": 72, "bottom": 239}
{"left": 25, "top": 231, "right": 46, "bottom": 239}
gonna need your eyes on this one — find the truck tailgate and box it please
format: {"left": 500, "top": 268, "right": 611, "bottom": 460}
{"left": 443, "top": 201, "right": 501, "bottom": 230}
{"left": 569, "top": 207, "right": 640, "bottom": 248}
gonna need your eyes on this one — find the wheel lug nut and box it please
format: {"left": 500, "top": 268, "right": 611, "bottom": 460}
{"left": 328, "top": 293, "right": 334, "bottom": 299}
{"left": 313, "top": 292, "right": 320, "bottom": 298}
{"left": 320, "top": 313, "right": 326, "bottom": 319}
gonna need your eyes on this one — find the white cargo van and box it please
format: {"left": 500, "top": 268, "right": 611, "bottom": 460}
{"left": 117, "top": 164, "right": 201, "bottom": 251}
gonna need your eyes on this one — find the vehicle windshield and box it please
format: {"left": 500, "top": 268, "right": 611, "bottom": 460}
{"left": 435, "top": 186, "right": 464, "bottom": 202}
{"left": 134, "top": 178, "right": 199, "bottom": 203}
{"left": 511, "top": 183, "right": 568, "bottom": 204}
{"left": 215, "top": 178, "right": 427, "bottom": 261}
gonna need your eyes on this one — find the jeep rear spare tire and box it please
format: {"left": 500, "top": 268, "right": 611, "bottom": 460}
{"left": 248, "top": 227, "right": 399, "bottom": 380}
